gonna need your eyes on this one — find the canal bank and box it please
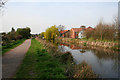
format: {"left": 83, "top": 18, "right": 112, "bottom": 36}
{"left": 58, "top": 42, "right": 119, "bottom": 78}
{"left": 56, "top": 38, "right": 119, "bottom": 50}
{"left": 36, "top": 37, "right": 98, "bottom": 78}
{"left": 36, "top": 37, "right": 119, "bottom": 78}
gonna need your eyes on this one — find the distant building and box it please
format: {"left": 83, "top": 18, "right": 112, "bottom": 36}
{"left": 70, "top": 28, "right": 83, "bottom": 38}
{"left": 70, "top": 26, "right": 94, "bottom": 39}
{"left": 60, "top": 30, "right": 70, "bottom": 37}
{"left": 59, "top": 26, "right": 94, "bottom": 39}
{"left": 78, "top": 30, "right": 85, "bottom": 38}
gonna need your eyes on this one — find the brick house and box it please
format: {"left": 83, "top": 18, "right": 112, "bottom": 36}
{"left": 60, "top": 30, "right": 70, "bottom": 37}
{"left": 70, "top": 27, "right": 94, "bottom": 39}
{"left": 70, "top": 28, "right": 83, "bottom": 38}
{"left": 59, "top": 26, "right": 94, "bottom": 38}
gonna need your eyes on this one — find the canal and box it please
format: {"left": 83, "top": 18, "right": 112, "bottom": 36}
{"left": 58, "top": 43, "right": 119, "bottom": 78}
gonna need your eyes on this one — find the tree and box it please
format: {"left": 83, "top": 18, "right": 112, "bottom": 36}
{"left": 91, "top": 19, "right": 117, "bottom": 41}
{"left": 11, "top": 27, "right": 15, "bottom": 32}
{"left": 44, "top": 25, "right": 59, "bottom": 42}
{"left": 0, "top": 0, "right": 7, "bottom": 8}
{"left": 93, "top": 19, "right": 106, "bottom": 40}
{"left": 80, "top": 25, "right": 86, "bottom": 28}
{"left": 113, "top": 16, "right": 118, "bottom": 29}
{"left": 57, "top": 25, "right": 65, "bottom": 31}
{"left": 84, "top": 29, "right": 93, "bottom": 39}
{"left": 39, "top": 32, "right": 45, "bottom": 39}
{"left": 6, "top": 27, "right": 16, "bottom": 40}
{"left": 0, "top": 0, "right": 7, "bottom": 15}
{"left": 16, "top": 27, "right": 31, "bottom": 39}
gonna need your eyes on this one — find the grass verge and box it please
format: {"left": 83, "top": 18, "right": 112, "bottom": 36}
{"left": 36, "top": 38, "right": 98, "bottom": 78}
{"left": 15, "top": 39, "right": 66, "bottom": 78}
{"left": 2, "top": 39, "right": 26, "bottom": 55}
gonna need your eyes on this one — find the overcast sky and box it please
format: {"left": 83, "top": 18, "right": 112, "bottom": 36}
{"left": 1, "top": 0, "right": 118, "bottom": 34}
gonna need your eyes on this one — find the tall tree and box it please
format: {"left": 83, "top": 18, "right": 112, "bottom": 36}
{"left": 57, "top": 25, "right": 65, "bottom": 31}
{"left": 11, "top": 27, "right": 15, "bottom": 32}
{"left": 0, "top": 0, "right": 7, "bottom": 15}
{"left": 0, "top": 0, "right": 7, "bottom": 8}
{"left": 39, "top": 32, "right": 45, "bottom": 39}
{"left": 16, "top": 27, "right": 31, "bottom": 39}
{"left": 44, "top": 25, "right": 59, "bottom": 42}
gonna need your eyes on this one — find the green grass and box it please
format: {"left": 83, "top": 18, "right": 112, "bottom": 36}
{"left": 2, "top": 39, "right": 26, "bottom": 55}
{"left": 15, "top": 39, "right": 66, "bottom": 78}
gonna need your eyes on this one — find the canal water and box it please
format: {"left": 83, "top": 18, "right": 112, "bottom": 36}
{"left": 58, "top": 43, "right": 119, "bottom": 78}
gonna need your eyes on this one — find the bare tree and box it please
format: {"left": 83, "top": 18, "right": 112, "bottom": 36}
{"left": 95, "top": 19, "right": 105, "bottom": 40}
{"left": 0, "top": 0, "right": 7, "bottom": 8}
{"left": 111, "top": 16, "right": 119, "bottom": 40}
{"left": 57, "top": 25, "right": 66, "bottom": 31}
{"left": 113, "top": 16, "right": 118, "bottom": 29}
{"left": 0, "top": 0, "right": 7, "bottom": 15}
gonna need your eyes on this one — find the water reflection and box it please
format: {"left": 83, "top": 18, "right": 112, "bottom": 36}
{"left": 58, "top": 43, "right": 119, "bottom": 78}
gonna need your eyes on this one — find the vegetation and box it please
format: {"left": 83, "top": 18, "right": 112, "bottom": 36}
{"left": 73, "top": 61, "right": 98, "bottom": 78}
{"left": 83, "top": 42, "right": 86, "bottom": 46}
{"left": 39, "top": 25, "right": 65, "bottom": 42}
{"left": 36, "top": 38, "right": 98, "bottom": 78}
{"left": 44, "top": 25, "right": 59, "bottom": 42}
{"left": 39, "top": 32, "right": 45, "bottom": 39}
{"left": 1, "top": 27, "right": 31, "bottom": 54}
{"left": 2, "top": 27, "right": 31, "bottom": 45}
{"left": 2, "top": 39, "right": 26, "bottom": 54}
{"left": 15, "top": 39, "right": 66, "bottom": 78}
{"left": 84, "top": 18, "right": 118, "bottom": 41}
{"left": 57, "top": 25, "right": 66, "bottom": 31}
{"left": 16, "top": 27, "right": 31, "bottom": 39}
{"left": 0, "top": 0, "right": 7, "bottom": 9}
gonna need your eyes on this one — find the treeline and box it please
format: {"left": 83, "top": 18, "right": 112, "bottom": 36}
{"left": 1, "top": 27, "right": 31, "bottom": 46}
{"left": 39, "top": 17, "right": 119, "bottom": 42}
{"left": 84, "top": 19, "right": 118, "bottom": 41}
{"left": 39, "top": 25, "right": 59, "bottom": 42}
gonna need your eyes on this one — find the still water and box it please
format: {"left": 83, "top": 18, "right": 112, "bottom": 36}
{"left": 58, "top": 43, "right": 119, "bottom": 78}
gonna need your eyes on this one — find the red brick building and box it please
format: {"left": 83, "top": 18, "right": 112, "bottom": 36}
{"left": 70, "top": 28, "right": 83, "bottom": 38}
{"left": 70, "top": 27, "right": 94, "bottom": 38}
{"left": 60, "top": 30, "right": 70, "bottom": 37}
{"left": 59, "top": 27, "right": 94, "bottom": 38}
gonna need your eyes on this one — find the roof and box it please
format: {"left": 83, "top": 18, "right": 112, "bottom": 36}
{"left": 71, "top": 27, "right": 94, "bottom": 33}
{"left": 85, "top": 27, "right": 94, "bottom": 30}
{"left": 71, "top": 28, "right": 83, "bottom": 32}
{"left": 60, "top": 30, "right": 69, "bottom": 34}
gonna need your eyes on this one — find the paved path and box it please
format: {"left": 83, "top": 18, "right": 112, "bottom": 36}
{"left": 2, "top": 39, "right": 31, "bottom": 78}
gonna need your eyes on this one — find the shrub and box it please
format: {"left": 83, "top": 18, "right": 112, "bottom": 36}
{"left": 60, "top": 52, "right": 74, "bottom": 64}
{"left": 73, "top": 61, "right": 98, "bottom": 78}
{"left": 83, "top": 42, "right": 86, "bottom": 46}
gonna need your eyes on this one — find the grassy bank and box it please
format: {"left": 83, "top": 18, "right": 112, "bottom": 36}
{"left": 36, "top": 38, "right": 98, "bottom": 78}
{"left": 16, "top": 38, "right": 98, "bottom": 78}
{"left": 2, "top": 39, "right": 26, "bottom": 54}
{"left": 15, "top": 39, "right": 66, "bottom": 78}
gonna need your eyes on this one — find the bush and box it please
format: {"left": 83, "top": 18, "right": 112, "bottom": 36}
{"left": 60, "top": 52, "right": 74, "bottom": 64}
{"left": 2, "top": 39, "right": 26, "bottom": 54}
{"left": 73, "top": 61, "right": 98, "bottom": 78}
{"left": 83, "top": 42, "right": 86, "bottom": 46}
{"left": 81, "top": 38, "right": 88, "bottom": 41}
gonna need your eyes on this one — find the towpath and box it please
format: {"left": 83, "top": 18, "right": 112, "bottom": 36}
{"left": 2, "top": 39, "right": 31, "bottom": 78}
